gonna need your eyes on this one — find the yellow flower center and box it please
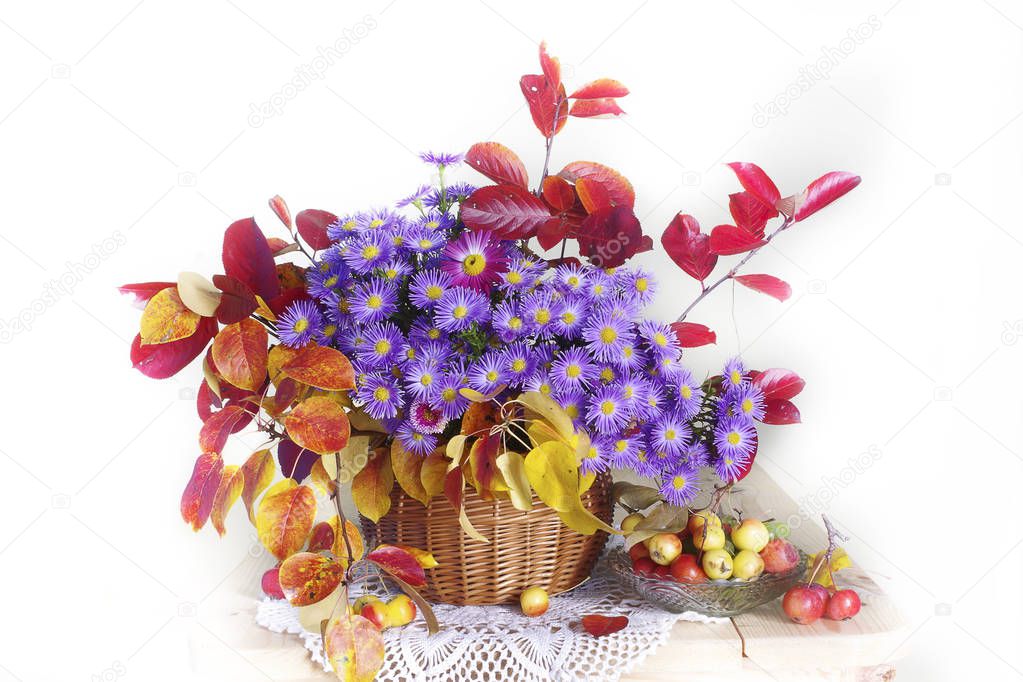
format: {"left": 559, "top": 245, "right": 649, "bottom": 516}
{"left": 452, "top": 305, "right": 468, "bottom": 319}
{"left": 486, "top": 370, "right": 498, "bottom": 382}
{"left": 635, "top": 277, "right": 648, "bottom": 292}
{"left": 565, "top": 404, "right": 579, "bottom": 419}
{"left": 418, "top": 238, "right": 434, "bottom": 249}
{"left": 512, "top": 359, "right": 527, "bottom": 373}
{"left": 600, "top": 367, "right": 615, "bottom": 382}
{"left": 384, "top": 269, "right": 398, "bottom": 279}
{"left": 600, "top": 327, "right": 617, "bottom": 344}
{"left": 567, "top": 276, "right": 580, "bottom": 288}
{"left": 741, "top": 398, "right": 753, "bottom": 413}
{"left": 374, "top": 339, "right": 391, "bottom": 355}
{"left": 508, "top": 316, "right": 523, "bottom": 330}
{"left": 341, "top": 219, "right": 356, "bottom": 231}
{"left": 593, "top": 284, "right": 605, "bottom": 295}
{"left": 562, "top": 311, "right": 576, "bottom": 326}
{"left": 680, "top": 385, "right": 692, "bottom": 400}
{"left": 653, "top": 332, "right": 667, "bottom": 347}
{"left": 566, "top": 364, "right": 581, "bottom": 378}
{"left": 506, "top": 271, "right": 522, "bottom": 284}
{"left": 624, "top": 385, "right": 634, "bottom": 399}
{"left": 614, "top": 440, "right": 628, "bottom": 453}
{"left": 585, "top": 446, "right": 598, "bottom": 460}
{"left": 672, "top": 474, "right": 687, "bottom": 490}
{"left": 426, "top": 220, "right": 439, "bottom": 229}
{"left": 427, "top": 328, "right": 441, "bottom": 339}
{"left": 406, "top": 348, "right": 415, "bottom": 360}
{"left": 362, "top": 245, "right": 380, "bottom": 260}
{"left": 426, "top": 285, "right": 443, "bottom": 300}
{"left": 462, "top": 254, "right": 487, "bottom": 276}
{"left": 730, "top": 370, "right": 742, "bottom": 385}
{"left": 293, "top": 318, "right": 309, "bottom": 333}
{"left": 420, "top": 373, "right": 433, "bottom": 386}
{"left": 727, "top": 432, "right": 741, "bottom": 446}
{"left": 600, "top": 400, "right": 615, "bottom": 416}
{"left": 664, "top": 429, "right": 676, "bottom": 441}
{"left": 622, "top": 346, "right": 634, "bottom": 359}
{"left": 322, "top": 324, "right": 336, "bottom": 337}
{"left": 534, "top": 309, "right": 551, "bottom": 325}
{"left": 324, "top": 275, "right": 338, "bottom": 287}
{"left": 373, "top": 387, "right": 390, "bottom": 402}
{"left": 442, "top": 387, "right": 457, "bottom": 402}
{"left": 540, "top": 383, "right": 552, "bottom": 395}
{"left": 369, "top": 219, "right": 384, "bottom": 228}
{"left": 366, "top": 295, "right": 383, "bottom": 310}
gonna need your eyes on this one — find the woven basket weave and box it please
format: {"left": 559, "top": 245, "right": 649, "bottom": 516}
{"left": 362, "top": 472, "right": 613, "bottom": 605}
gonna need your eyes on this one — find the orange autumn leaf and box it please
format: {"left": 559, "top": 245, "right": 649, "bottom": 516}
{"left": 365, "top": 545, "right": 427, "bottom": 587}
{"left": 278, "top": 551, "right": 345, "bottom": 606}
{"left": 392, "top": 544, "right": 439, "bottom": 569}
{"left": 460, "top": 401, "right": 500, "bottom": 436}
{"left": 210, "top": 464, "right": 244, "bottom": 536}
{"left": 285, "top": 396, "right": 351, "bottom": 455}
{"left": 390, "top": 440, "right": 429, "bottom": 506}
{"left": 307, "top": 516, "right": 365, "bottom": 564}
{"left": 324, "top": 614, "right": 385, "bottom": 682}
{"left": 212, "top": 319, "right": 268, "bottom": 391}
{"left": 309, "top": 457, "right": 334, "bottom": 497}
{"left": 419, "top": 448, "right": 447, "bottom": 499}
{"left": 281, "top": 345, "right": 355, "bottom": 391}
{"left": 351, "top": 447, "right": 393, "bottom": 523}
{"left": 180, "top": 452, "right": 223, "bottom": 531}
{"left": 240, "top": 449, "right": 275, "bottom": 524}
{"left": 198, "top": 404, "right": 248, "bottom": 455}
{"left": 139, "top": 287, "right": 201, "bottom": 345}
{"left": 468, "top": 431, "right": 506, "bottom": 496}
{"left": 267, "top": 344, "right": 303, "bottom": 385}
{"left": 256, "top": 480, "right": 317, "bottom": 560}
{"left": 581, "top": 614, "right": 629, "bottom": 637}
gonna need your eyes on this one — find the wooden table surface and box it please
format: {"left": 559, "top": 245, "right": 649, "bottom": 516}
{"left": 190, "top": 466, "right": 908, "bottom": 681}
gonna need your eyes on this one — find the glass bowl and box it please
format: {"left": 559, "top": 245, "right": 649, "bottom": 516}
{"left": 606, "top": 548, "right": 807, "bottom": 617}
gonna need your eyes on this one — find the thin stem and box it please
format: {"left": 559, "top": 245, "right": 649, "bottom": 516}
{"left": 333, "top": 452, "right": 357, "bottom": 576}
{"left": 676, "top": 217, "right": 794, "bottom": 323}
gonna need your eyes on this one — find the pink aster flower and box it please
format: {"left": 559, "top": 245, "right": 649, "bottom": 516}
{"left": 441, "top": 231, "right": 509, "bottom": 291}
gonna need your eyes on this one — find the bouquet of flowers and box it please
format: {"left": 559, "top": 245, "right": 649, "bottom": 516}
{"left": 120, "top": 42, "right": 859, "bottom": 679}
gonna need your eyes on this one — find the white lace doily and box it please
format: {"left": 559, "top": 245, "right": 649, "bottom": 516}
{"left": 256, "top": 553, "right": 725, "bottom": 681}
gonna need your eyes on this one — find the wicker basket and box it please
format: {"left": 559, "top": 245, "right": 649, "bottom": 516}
{"left": 362, "top": 472, "right": 613, "bottom": 605}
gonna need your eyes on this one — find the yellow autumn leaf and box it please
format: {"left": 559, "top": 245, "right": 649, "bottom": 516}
{"left": 524, "top": 440, "right": 581, "bottom": 513}
{"left": 558, "top": 504, "right": 618, "bottom": 536}
{"left": 139, "top": 287, "right": 200, "bottom": 345}
{"left": 496, "top": 452, "right": 533, "bottom": 511}
{"left": 808, "top": 547, "right": 852, "bottom": 588}
{"left": 518, "top": 391, "right": 575, "bottom": 442}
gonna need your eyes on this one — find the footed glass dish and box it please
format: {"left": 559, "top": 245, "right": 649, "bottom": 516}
{"left": 606, "top": 548, "right": 807, "bottom": 617}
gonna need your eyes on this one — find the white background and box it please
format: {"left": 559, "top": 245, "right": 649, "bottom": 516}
{"left": 1, "top": 1, "right": 1021, "bottom": 680}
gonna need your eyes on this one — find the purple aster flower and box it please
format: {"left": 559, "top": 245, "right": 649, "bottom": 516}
{"left": 553, "top": 387, "right": 586, "bottom": 425}
{"left": 730, "top": 384, "right": 766, "bottom": 421}
{"left": 683, "top": 441, "right": 711, "bottom": 468}
{"left": 315, "top": 321, "right": 338, "bottom": 345}
{"left": 343, "top": 230, "right": 393, "bottom": 274}
{"left": 356, "top": 322, "right": 402, "bottom": 368}
{"left": 612, "top": 340, "right": 645, "bottom": 372}
{"left": 357, "top": 208, "right": 400, "bottom": 231}
{"left": 278, "top": 299, "right": 322, "bottom": 348}
{"left": 492, "top": 300, "right": 526, "bottom": 341}
{"left": 418, "top": 150, "right": 465, "bottom": 166}
{"left": 655, "top": 349, "right": 687, "bottom": 382}
{"left": 586, "top": 383, "right": 631, "bottom": 434}
{"left": 405, "top": 359, "right": 440, "bottom": 401}
{"left": 637, "top": 320, "right": 680, "bottom": 359}
{"left": 618, "top": 374, "right": 647, "bottom": 415}
{"left": 357, "top": 374, "right": 402, "bottom": 419}
{"left": 580, "top": 436, "right": 612, "bottom": 475}
{"left": 524, "top": 371, "right": 555, "bottom": 398}
{"left": 635, "top": 377, "right": 666, "bottom": 421}
{"left": 409, "top": 269, "right": 453, "bottom": 308}
{"left": 554, "top": 263, "right": 588, "bottom": 293}
{"left": 521, "top": 290, "right": 561, "bottom": 339}
{"left": 649, "top": 413, "right": 692, "bottom": 457}
{"left": 408, "top": 318, "right": 447, "bottom": 346}
{"left": 714, "top": 449, "right": 752, "bottom": 483}
{"left": 582, "top": 269, "right": 615, "bottom": 302}
{"left": 674, "top": 369, "right": 704, "bottom": 420}
{"left": 326, "top": 214, "right": 359, "bottom": 241}
{"left": 659, "top": 461, "right": 700, "bottom": 507}
{"left": 431, "top": 373, "right": 470, "bottom": 421}
{"left": 722, "top": 357, "right": 748, "bottom": 390}
{"left": 445, "top": 182, "right": 477, "bottom": 200}
{"left": 501, "top": 341, "right": 535, "bottom": 388}
{"left": 408, "top": 400, "right": 447, "bottom": 434}
{"left": 335, "top": 325, "right": 366, "bottom": 356}
{"left": 550, "top": 347, "right": 596, "bottom": 392}
{"left": 396, "top": 184, "right": 432, "bottom": 208}
{"left": 379, "top": 258, "right": 412, "bottom": 282}
{"left": 608, "top": 433, "right": 639, "bottom": 468}
{"left": 554, "top": 295, "right": 586, "bottom": 339}
{"left": 306, "top": 265, "right": 345, "bottom": 299}
{"left": 441, "top": 231, "right": 509, "bottom": 291}
{"left": 395, "top": 423, "right": 438, "bottom": 456}
{"left": 582, "top": 308, "right": 634, "bottom": 363}
{"left": 350, "top": 278, "right": 397, "bottom": 324}
{"left": 434, "top": 286, "right": 489, "bottom": 332}
{"left": 499, "top": 257, "right": 544, "bottom": 292}
{"left": 617, "top": 268, "right": 658, "bottom": 304}
{"left": 468, "top": 352, "right": 507, "bottom": 394}
{"left": 714, "top": 414, "right": 758, "bottom": 463}
{"left": 628, "top": 443, "right": 661, "bottom": 478}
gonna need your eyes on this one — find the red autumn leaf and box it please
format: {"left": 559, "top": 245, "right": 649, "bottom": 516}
{"left": 569, "top": 78, "right": 629, "bottom": 99}
{"left": 365, "top": 545, "right": 427, "bottom": 588}
{"left": 307, "top": 520, "right": 334, "bottom": 553}
{"left": 731, "top": 436, "right": 758, "bottom": 482}
{"left": 277, "top": 438, "right": 319, "bottom": 482}
{"left": 180, "top": 452, "right": 223, "bottom": 531}
{"left": 212, "top": 319, "right": 268, "bottom": 391}
{"left": 324, "top": 614, "right": 385, "bottom": 682}
{"left": 198, "top": 404, "right": 248, "bottom": 455}
{"left": 709, "top": 224, "right": 766, "bottom": 256}
{"left": 240, "top": 449, "right": 275, "bottom": 524}
{"left": 281, "top": 344, "right": 355, "bottom": 390}
{"left": 576, "top": 206, "right": 644, "bottom": 269}
{"left": 536, "top": 218, "right": 571, "bottom": 251}
{"left": 196, "top": 378, "right": 256, "bottom": 428}
{"left": 222, "top": 218, "right": 281, "bottom": 301}
{"left": 466, "top": 142, "right": 529, "bottom": 189}
{"left": 569, "top": 98, "right": 625, "bottom": 118}
{"left": 539, "top": 41, "right": 561, "bottom": 88}
{"left": 268, "top": 195, "right": 291, "bottom": 228}
{"left": 210, "top": 465, "right": 244, "bottom": 536}
{"left": 256, "top": 482, "right": 317, "bottom": 560}
{"left": 582, "top": 614, "right": 629, "bottom": 637}
{"left": 726, "top": 162, "right": 780, "bottom": 209}
{"left": 541, "top": 176, "right": 576, "bottom": 213}
{"left": 790, "top": 171, "right": 861, "bottom": 221}
{"left": 753, "top": 368, "right": 806, "bottom": 400}
{"left": 212, "top": 274, "right": 258, "bottom": 325}
{"left": 119, "top": 281, "right": 176, "bottom": 309}
{"left": 267, "top": 287, "right": 311, "bottom": 318}
{"left": 733, "top": 274, "right": 792, "bottom": 302}
{"left": 520, "top": 74, "right": 568, "bottom": 138}
{"left": 661, "top": 213, "right": 718, "bottom": 281}
{"left": 669, "top": 322, "right": 717, "bottom": 348}
{"left": 130, "top": 317, "right": 217, "bottom": 380}
{"left": 761, "top": 399, "right": 801, "bottom": 425}
{"left": 285, "top": 396, "right": 351, "bottom": 455}
{"left": 461, "top": 184, "right": 555, "bottom": 239}
{"left": 266, "top": 237, "right": 292, "bottom": 254}
{"left": 729, "top": 191, "right": 776, "bottom": 237}
{"left": 443, "top": 467, "right": 464, "bottom": 509}
{"left": 295, "top": 209, "right": 337, "bottom": 251}
{"left": 575, "top": 177, "right": 611, "bottom": 213}
{"left": 559, "top": 161, "right": 635, "bottom": 209}
{"left": 468, "top": 431, "right": 503, "bottom": 496}
{"left": 278, "top": 552, "right": 344, "bottom": 606}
